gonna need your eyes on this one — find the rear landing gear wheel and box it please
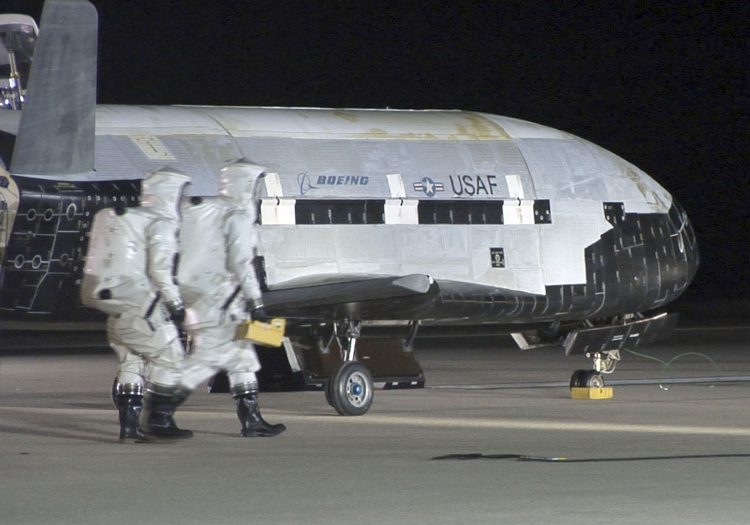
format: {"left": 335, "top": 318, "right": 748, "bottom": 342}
{"left": 328, "top": 362, "right": 374, "bottom": 416}
{"left": 570, "top": 369, "right": 604, "bottom": 389}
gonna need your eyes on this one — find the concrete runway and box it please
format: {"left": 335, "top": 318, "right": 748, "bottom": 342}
{"left": 2, "top": 326, "right": 750, "bottom": 524}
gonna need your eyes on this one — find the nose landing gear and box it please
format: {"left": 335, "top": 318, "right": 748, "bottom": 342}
{"left": 569, "top": 349, "right": 620, "bottom": 390}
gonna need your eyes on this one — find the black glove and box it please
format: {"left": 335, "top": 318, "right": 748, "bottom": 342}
{"left": 248, "top": 302, "right": 272, "bottom": 322}
{"left": 165, "top": 302, "right": 186, "bottom": 325}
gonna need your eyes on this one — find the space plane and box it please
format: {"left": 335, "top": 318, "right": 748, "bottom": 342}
{"left": 0, "top": 0, "right": 698, "bottom": 415}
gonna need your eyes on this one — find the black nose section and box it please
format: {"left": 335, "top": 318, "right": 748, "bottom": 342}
{"left": 667, "top": 199, "right": 700, "bottom": 297}
{"left": 594, "top": 199, "right": 699, "bottom": 315}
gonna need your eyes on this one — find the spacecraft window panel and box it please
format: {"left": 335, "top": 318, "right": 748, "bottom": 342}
{"left": 417, "top": 200, "right": 503, "bottom": 225}
{"left": 295, "top": 200, "right": 385, "bottom": 225}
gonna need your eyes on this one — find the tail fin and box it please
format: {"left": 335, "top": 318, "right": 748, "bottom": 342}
{"left": 11, "top": 0, "right": 97, "bottom": 176}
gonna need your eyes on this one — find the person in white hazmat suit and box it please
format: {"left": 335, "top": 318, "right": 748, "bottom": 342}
{"left": 82, "top": 167, "right": 193, "bottom": 442}
{"left": 178, "top": 160, "right": 286, "bottom": 437}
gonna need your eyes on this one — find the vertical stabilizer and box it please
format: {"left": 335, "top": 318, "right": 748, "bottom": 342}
{"left": 11, "top": 0, "right": 97, "bottom": 176}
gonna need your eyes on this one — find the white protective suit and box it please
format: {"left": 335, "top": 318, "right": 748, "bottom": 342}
{"left": 178, "top": 161, "right": 265, "bottom": 395}
{"left": 103, "top": 168, "right": 191, "bottom": 391}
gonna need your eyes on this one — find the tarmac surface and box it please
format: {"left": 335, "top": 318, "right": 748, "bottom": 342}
{"left": 2, "top": 325, "right": 750, "bottom": 524}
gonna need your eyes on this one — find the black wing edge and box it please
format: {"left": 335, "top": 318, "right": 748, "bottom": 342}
{"left": 263, "top": 274, "right": 437, "bottom": 320}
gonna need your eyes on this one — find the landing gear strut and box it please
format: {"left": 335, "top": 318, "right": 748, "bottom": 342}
{"left": 325, "top": 320, "right": 374, "bottom": 416}
{"left": 569, "top": 349, "right": 620, "bottom": 390}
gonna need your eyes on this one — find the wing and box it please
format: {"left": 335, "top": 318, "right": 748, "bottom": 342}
{"left": 262, "top": 274, "right": 549, "bottom": 322}
{"left": 263, "top": 274, "right": 438, "bottom": 320}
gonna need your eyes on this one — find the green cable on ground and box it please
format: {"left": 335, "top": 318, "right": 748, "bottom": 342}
{"left": 624, "top": 349, "right": 722, "bottom": 390}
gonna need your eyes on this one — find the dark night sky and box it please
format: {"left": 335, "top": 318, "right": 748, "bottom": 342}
{"left": 8, "top": 1, "right": 750, "bottom": 302}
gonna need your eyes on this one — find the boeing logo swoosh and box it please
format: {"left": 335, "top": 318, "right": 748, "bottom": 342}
{"left": 298, "top": 172, "right": 318, "bottom": 196}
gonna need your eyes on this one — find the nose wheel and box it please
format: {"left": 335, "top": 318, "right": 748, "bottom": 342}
{"left": 570, "top": 369, "right": 605, "bottom": 389}
{"left": 570, "top": 348, "right": 619, "bottom": 390}
{"left": 326, "top": 361, "right": 374, "bottom": 416}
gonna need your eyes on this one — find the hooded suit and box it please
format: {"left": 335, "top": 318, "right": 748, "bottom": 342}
{"left": 177, "top": 160, "right": 285, "bottom": 436}
{"left": 178, "top": 161, "right": 265, "bottom": 394}
{"left": 103, "top": 167, "right": 191, "bottom": 392}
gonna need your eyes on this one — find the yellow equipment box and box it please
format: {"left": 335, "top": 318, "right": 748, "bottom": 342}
{"left": 237, "top": 318, "right": 286, "bottom": 347}
{"left": 570, "top": 387, "right": 613, "bottom": 400}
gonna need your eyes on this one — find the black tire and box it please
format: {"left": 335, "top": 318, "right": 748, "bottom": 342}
{"left": 569, "top": 369, "right": 586, "bottom": 389}
{"left": 570, "top": 369, "right": 605, "bottom": 389}
{"left": 329, "top": 362, "right": 374, "bottom": 416}
{"left": 324, "top": 380, "right": 335, "bottom": 407}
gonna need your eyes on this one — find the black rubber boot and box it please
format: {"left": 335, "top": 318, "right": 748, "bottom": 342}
{"left": 142, "top": 390, "right": 193, "bottom": 439}
{"left": 115, "top": 393, "right": 146, "bottom": 443}
{"left": 235, "top": 392, "right": 286, "bottom": 437}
